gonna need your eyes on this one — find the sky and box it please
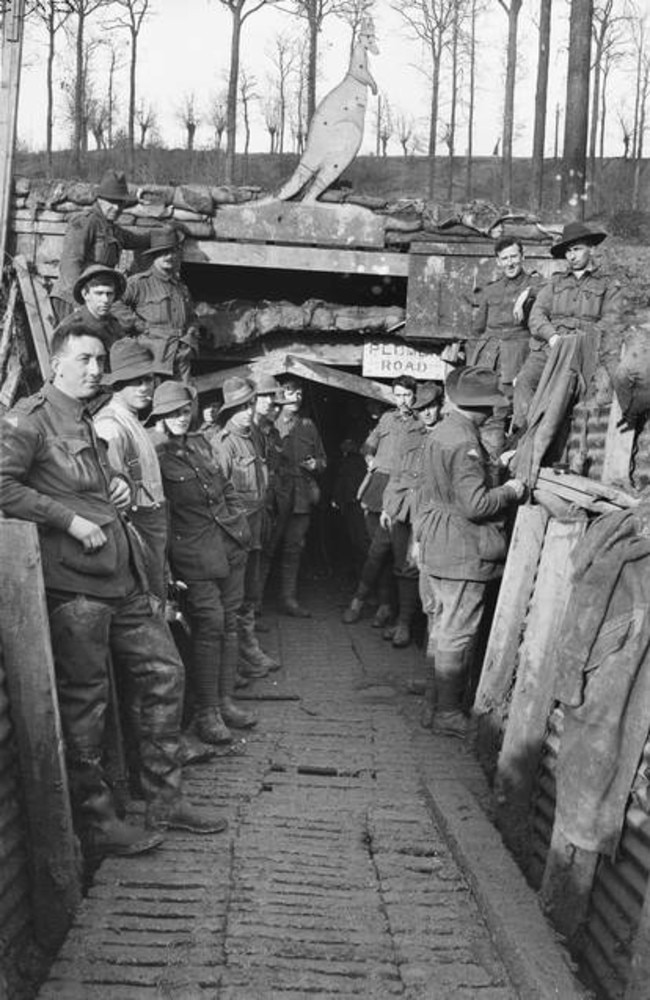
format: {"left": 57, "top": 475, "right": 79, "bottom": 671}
{"left": 14, "top": 0, "right": 635, "bottom": 160}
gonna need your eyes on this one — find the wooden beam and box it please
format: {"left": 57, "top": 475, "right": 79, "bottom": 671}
{"left": 0, "top": 0, "right": 26, "bottom": 271}
{"left": 495, "top": 518, "right": 587, "bottom": 872}
{"left": 601, "top": 396, "right": 635, "bottom": 489}
{"left": 14, "top": 254, "right": 54, "bottom": 379}
{"left": 536, "top": 467, "right": 639, "bottom": 509}
{"left": 285, "top": 355, "right": 394, "bottom": 403}
{"left": 0, "top": 277, "right": 18, "bottom": 377}
{"left": 0, "top": 520, "right": 81, "bottom": 950}
{"left": 473, "top": 505, "right": 549, "bottom": 772}
{"left": 184, "top": 239, "right": 409, "bottom": 276}
{"left": 0, "top": 340, "right": 21, "bottom": 408}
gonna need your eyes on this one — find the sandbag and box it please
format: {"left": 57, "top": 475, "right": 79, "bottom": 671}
{"left": 612, "top": 323, "right": 650, "bottom": 419}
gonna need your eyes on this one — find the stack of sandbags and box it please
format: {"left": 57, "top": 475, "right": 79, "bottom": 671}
{"left": 196, "top": 298, "right": 406, "bottom": 348}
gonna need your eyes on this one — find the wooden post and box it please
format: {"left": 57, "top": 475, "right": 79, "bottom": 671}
{"left": 0, "top": 0, "right": 26, "bottom": 271}
{"left": 0, "top": 520, "right": 81, "bottom": 951}
{"left": 495, "top": 518, "right": 587, "bottom": 869}
{"left": 14, "top": 254, "right": 55, "bottom": 379}
{"left": 601, "top": 396, "right": 635, "bottom": 488}
{"left": 473, "top": 505, "right": 549, "bottom": 772}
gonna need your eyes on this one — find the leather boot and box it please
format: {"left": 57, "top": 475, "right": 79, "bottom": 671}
{"left": 80, "top": 788, "right": 164, "bottom": 858}
{"left": 221, "top": 634, "right": 258, "bottom": 730}
{"left": 371, "top": 603, "right": 392, "bottom": 628}
{"left": 178, "top": 731, "right": 219, "bottom": 766}
{"left": 238, "top": 606, "right": 280, "bottom": 674}
{"left": 146, "top": 796, "right": 228, "bottom": 834}
{"left": 280, "top": 552, "right": 311, "bottom": 617}
{"left": 392, "top": 576, "right": 419, "bottom": 648}
{"left": 342, "top": 596, "right": 363, "bottom": 624}
{"left": 432, "top": 649, "right": 468, "bottom": 738}
{"left": 193, "top": 707, "right": 233, "bottom": 745}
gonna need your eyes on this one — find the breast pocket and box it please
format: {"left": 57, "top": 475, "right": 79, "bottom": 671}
{"left": 141, "top": 287, "right": 171, "bottom": 329}
{"left": 47, "top": 436, "right": 105, "bottom": 492}
{"left": 232, "top": 453, "right": 257, "bottom": 497}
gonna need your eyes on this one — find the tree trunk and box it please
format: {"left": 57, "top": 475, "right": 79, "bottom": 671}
{"left": 632, "top": 63, "right": 648, "bottom": 210}
{"left": 561, "top": 0, "right": 593, "bottom": 216}
{"left": 74, "top": 10, "right": 85, "bottom": 173}
{"left": 588, "top": 37, "right": 602, "bottom": 187}
{"left": 128, "top": 31, "right": 137, "bottom": 170}
{"left": 427, "top": 50, "right": 441, "bottom": 200}
{"left": 46, "top": 14, "right": 55, "bottom": 176}
{"left": 501, "top": 0, "right": 522, "bottom": 206}
{"left": 465, "top": 0, "right": 477, "bottom": 201}
{"left": 307, "top": 11, "right": 318, "bottom": 128}
{"left": 225, "top": 7, "right": 242, "bottom": 185}
{"left": 447, "top": 7, "right": 459, "bottom": 204}
{"left": 531, "top": 0, "right": 552, "bottom": 212}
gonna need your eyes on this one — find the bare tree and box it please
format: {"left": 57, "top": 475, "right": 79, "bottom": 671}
{"left": 32, "top": 0, "right": 72, "bottom": 175}
{"left": 617, "top": 111, "right": 632, "bottom": 158}
{"left": 101, "top": 38, "right": 123, "bottom": 149}
{"left": 531, "top": 0, "right": 552, "bottom": 211}
{"left": 395, "top": 110, "right": 415, "bottom": 155}
{"left": 561, "top": 0, "right": 594, "bottom": 215}
{"left": 87, "top": 96, "right": 107, "bottom": 148}
{"left": 377, "top": 92, "right": 393, "bottom": 155}
{"left": 287, "top": 36, "right": 309, "bottom": 153}
{"left": 263, "top": 97, "right": 281, "bottom": 151}
{"left": 266, "top": 31, "right": 298, "bottom": 153}
{"left": 209, "top": 91, "right": 228, "bottom": 149}
{"left": 60, "top": 36, "right": 101, "bottom": 155}
{"left": 497, "top": 0, "right": 523, "bottom": 205}
{"left": 108, "top": 0, "right": 151, "bottom": 167}
{"left": 464, "top": 0, "right": 482, "bottom": 200}
{"left": 283, "top": 0, "right": 341, "bottom": 128}
{"left": 177, "top": 92, "right": 200, "bottom": 151}
{"left": 239, "top": 67, "right": 258, "bottom": 155}
{"left": 445, "top": 1, "right": 468, "bottom": 202}
{"left": 335, "top": 0, "right": 374, "bottom": 41}
{"left": 215, "top": 0, "right": 278, "bottom": 184}
{"left": 392, "top": 0, "right": 457, "bottom": 199}
{"left": 134, "top": 99, "right": 156, "bottom": 147}
{"left": 625, "top": 2, "right": 650, "bottom": 207}
{"left": 65, "top": 0, "right": 112, "bottom": 172}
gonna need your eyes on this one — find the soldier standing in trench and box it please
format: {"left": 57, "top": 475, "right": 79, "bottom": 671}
{"left": 0, "top": 325, "right": 228, "bottom": 859}
{"left": 51, "top": 169, "right": 149, "bottom": 324}
{"left": 55, "top": 264, "right": 127, "bottom": 351}
{"left": 413, "top": 367, "right": 526, "bottom": 738}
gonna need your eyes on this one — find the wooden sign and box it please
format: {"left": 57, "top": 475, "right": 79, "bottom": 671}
{"left": 362, "top": 341, "right": 451, "bottom": 380}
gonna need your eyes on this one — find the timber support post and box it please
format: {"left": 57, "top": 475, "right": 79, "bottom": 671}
{"left": 0, "top": 0, "right": 26, "bottom": 272}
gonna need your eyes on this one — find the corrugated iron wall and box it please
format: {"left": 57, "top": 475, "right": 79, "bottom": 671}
{"left": 0, "top": 639, "right": 32, "bottom": 998}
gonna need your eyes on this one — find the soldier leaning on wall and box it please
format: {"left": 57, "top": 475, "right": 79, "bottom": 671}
{"left": 51, "top": 169, "right": 150, "bottom": 324}
{"left": 0, "top": 323, "right": 229, "bottom": 860}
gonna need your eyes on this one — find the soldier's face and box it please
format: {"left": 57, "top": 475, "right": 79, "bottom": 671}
{"left": 117, "top": 375, "right": 155, "bottom": 412}
{"left": 152, "top": 250, "right": 178, "bottom": 277}
{"left": 565, "top": 242, "right": 592, "bottom": 271}
{"left": 82, "top": 280, "right": 116, "bottom": 318}
{"left": 230, "top": 402, "right": 254, "bottom": 429}
{"left": 98, "top": 198, "right": 122, "bottom": 222}
{"left": 496, "top": 245, "right": 523, "bottom": 279}
{"left": 164, "top": 404, "right": 193, "bottom": 437}
{"left": 393, "top": 386, "right": 414, "bottom": 414}
{"left": 282, "top": 386, "right": 302, "bottom": 412}
{"left": 255, "top": 393, "right": 275, "bottom": 418}
{"left": 51, "top": 334, "right": 106, "bottom": 400}
{"left": 418, "top": 403, "right": 441, "bottom": 427}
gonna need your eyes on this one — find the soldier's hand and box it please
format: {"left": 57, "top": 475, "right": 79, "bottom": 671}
{"left": 513, "top": 288, "right": 530, "bottom": 323}
{"left": 68, "top": 516, "right": 108, "bottom": 552}
{"left": 109, "top": 476, "right": 132, "bottom": 509}
{"left": 506, "top": 478, "right": 526, "bottom": 501}
{"left": 548, "top": 333, "right": 561, "bottom": 348}
{"left": 379, "top": 510, "right": 391, "bottom": 530}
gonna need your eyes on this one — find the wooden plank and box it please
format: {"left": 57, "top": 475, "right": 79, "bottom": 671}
{"left": 495, "top": 519, "right": 587, "bottom": 871}
{"left": 285, "top": 355, "right": 394, "bottom": 403}
{"left": 0, "top": 341, "right": 21, "bottom": 408}
{"left": 601, "top": 395, "right": 635, "bottom": 488}
{"left": 13, "top": 254, "right": 52, "bottom": 379}
{"left": 0, "top": 1, "right": 26, "bottom": 270}
{"left": 0, "top": 278, "right": 18, "bottom": 377}
{"left": 473, "top": 506, "right": 549, "bottom": 767}
{"left": 213, "top": 201, "right": 386, "bottom": 247}
{"left": 184, "top": 239, "right": 409, "bottom": 276}
{"left": 0, "top": 521, "right": 81, "bottom": 950}
{"left": 537, "top": 467, "right": 638, "bottom": 508}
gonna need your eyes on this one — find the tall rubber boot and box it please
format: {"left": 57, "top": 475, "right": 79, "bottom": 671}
{"left": 280, "top": 552, "right": 311, "bottom": 618}
{"left": 432, "top": 648, "right": 468, "bottom": 738}
{"left": 238, "top": 605, "right": 280, "bottom": 676}
{"left": 391, "top": 576, "right": 420, "bottom": 648}
{"left": 419, "top": 652, "right": 437, "bottom": 730}
{"left": 221, "top": 633, "right": 258, "bottom": 730}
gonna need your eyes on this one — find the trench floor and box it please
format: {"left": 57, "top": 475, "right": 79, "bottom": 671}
{"left": 36, "top": 580, "right": 560, "bottom": 1000}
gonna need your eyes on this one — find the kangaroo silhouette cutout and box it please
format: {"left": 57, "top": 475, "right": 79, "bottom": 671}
{"left": 272, "top": 18, "right": 378, "bottom": 203}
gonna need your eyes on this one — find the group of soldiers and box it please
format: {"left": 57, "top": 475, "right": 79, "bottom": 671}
{"left": 0, "top": 166, "right": 625, "bottom": 858}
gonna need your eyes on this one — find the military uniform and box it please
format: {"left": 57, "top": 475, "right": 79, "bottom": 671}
{"left": 514, "top": 265, "right": 625, "bottom": 426}
{"left": 0, "top": 382, "right": 189, "bottom": 838}
{"left": 55, "top": 303, "right": 126, "bottom": 351}
{"left": 51, "top": 204, "right": 149, "bottom": 319}
{"left": 467, "top": 269, "right": 542, "bottom": 391}
{"left": 156, "top": 433, "right": 248, "bottom": 718}
{"left": 414, "top": 409, "right": 515, "bottom": 654}
{"left": 272, "top": 409, "right": 326, "bottom": 612}
{"left": 112, "top": 268, "right": 199, "bottom": 382}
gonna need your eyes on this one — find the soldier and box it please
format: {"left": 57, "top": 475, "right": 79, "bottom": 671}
{"left": 341, "top": 376, "right": 421, "bottom": 645}
{"left": 0, "top": 324, "right": 228, "bottom": 859}
{"left": 252, "top": 374, "right": 288, "bottom": 623}
{"left": 56, "top": 264, "right": 127, "bottom": 350}
{"left": 207, "top": 376, "right": 281, "bottom": 682}
{"left": 513, "top": 221, "right": 625, "bottom": 429}
{"left": 271, "top": 378, "right": 327, "bottom": 618}
{"left": 51, "top": 169, "right": 149, "bottom": 323}
{"left": 413, "top": 367, "right": 525, "bottom": 738}
{"left": 467, "top": 237, "right": 542, "bottom": 451}
{"left": 113, "top": 227, "right": 199, "bottom": 383}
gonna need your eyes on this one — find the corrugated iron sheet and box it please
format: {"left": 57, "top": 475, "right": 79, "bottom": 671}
{"left": 0, "top": 645, "right": 32, "bottom": 996}
{"left": 579, "top": 736, "right": 650, "bottom": 1000}
{"left": 528, "top": 706, "right": 563, "bottom": 889}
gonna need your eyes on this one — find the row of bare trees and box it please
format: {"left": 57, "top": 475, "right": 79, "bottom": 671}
{"left": 24, "top": 0, "right": 650, "bottom": 210}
